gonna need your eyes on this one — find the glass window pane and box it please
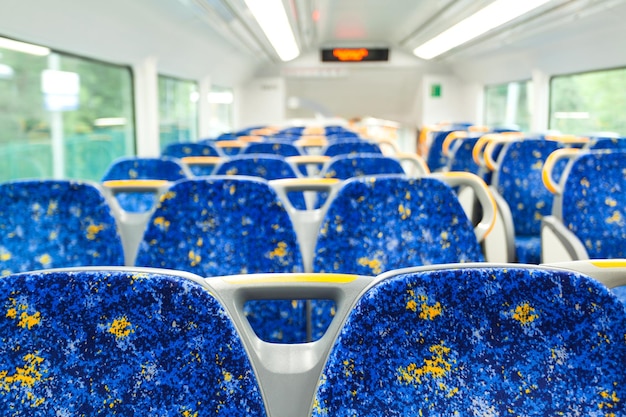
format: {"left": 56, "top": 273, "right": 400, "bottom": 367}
{"left": 550, "top": 67, "right": 626, "bottom": 136}
{"left": 0, "top": 42, "right": 135, "bottom": 182}
{"left": 484, "top": 80, "right": 532, "bottom": 132}
{"left": 208, "top": 85, "right": 234, "bottom": 139}
{"left": 158, "top": 75, "right": 198, "bottom": 150}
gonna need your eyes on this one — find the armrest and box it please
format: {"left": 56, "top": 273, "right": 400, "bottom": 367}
{"left": 542, "top": 259, "right": 626, "bottom": 289}
{"left": 204, "top": 273, "right": 374, "bottom": 417}
{"left": 430, "top": 172, "right": 497, "bottom": 242}
{"left": 269, "top": 178, "right": 342, "bottom": 272}
{"left": 542, "top": 148, "right": 581, "bottom": 195}
{"left": 395, "top": 152, "right": 430, "bottom": 176}
{"left": 482, "top": 186, "right": 516, "bottom": 262}
{"left": 540, "top": 215, "right": 589, "bottom": 263}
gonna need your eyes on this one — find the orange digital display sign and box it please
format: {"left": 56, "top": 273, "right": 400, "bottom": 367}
{"left": 321, "top": 48, "right": 389, "bottom": 62}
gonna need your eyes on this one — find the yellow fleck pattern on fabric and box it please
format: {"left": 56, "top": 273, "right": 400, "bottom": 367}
{"left": 0, "top": 352, "right": 47, "bottom": 407}
{"left": 0, "top": 252, "right": 11, "bottom": 261}
{"left": 606, "top": 211, "right": 622, "bottom": 224}
{"left": 38, "top": 254, "right": 51, "bottom": 267}
{"left": 161, "top": 191, "right": 176, "bottom": 202}
{"left": 154, "top": 217, "right": 170, "bottom": 231}
{"left": 108, "top": 316, "right": 134, "bottom": 339}
{"left": 406, "top": 292, "right": 442, "bottom": 320}
{"left": 598, "top": 389, "right": 620, "bottom": 416}
{"left": 398, "top": 343, "right": 454, "bottom": 384}
{"left": 229, "top": 185, "right": 236, "bottom": 195}
{"left": 181, "top": 409, "right": 199, "bottom": 417}
{"left": 6, "top": 299, "right": 41, "bottom": 329}
{"left": 357, "top": 257, "right": 382, "bottom": 275}
{"left": 399, "top": 204, "right": 411, "bottom": 220}
{"left": 46, "top": 200, "right": 58, "bottom": 216}
{"left": 512, "top": 302, "right": 539, "bottom": 325}
{"left": 269, "top": 242, "right": 288, "bottom": 259}
{"left": 188, "top": 250, "right": 201, "bottom": 267}
{"left": 606, "top": 197, "right": 618, "bottom": 207}
{"left": 86, "top": 224, "right": 105, "bottom": 240}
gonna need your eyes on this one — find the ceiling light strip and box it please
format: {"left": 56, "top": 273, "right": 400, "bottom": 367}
{"left": 244, "top": 0, "right": 300, "bottom": 61}
{"left": 0, "top": 36, "right": 50, "bottom": 56}
{"left": 413, "top": 0, "right": 551, "bottom": 60}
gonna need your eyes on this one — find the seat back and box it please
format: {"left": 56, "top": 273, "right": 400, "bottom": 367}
{"left": 214, "top": 155, "right": 306, "bottom": 209}
{"left": 135, "top": 177, "right": 306, "bottom": 343}
{"left": 323, "top": 140, "right": 382, "bottom": 157}
{"left": 322, "top": 154, "right": 405, "bottom": 179}
{"left": 135, "top": 177, "right": 302, "bottom": 275}
{"left": 0, "top": 268, "right": 266, "bottom": 415}
{"left": 313, "top": 175, "right": 484, "bottom": 275}
{"left": 559, "top": 150, "right": 626, "bottom": 258}
{"left": 0, "top": 180, "right": 125, "bottom": 274}
{"left": 161, "top": 142, "right": 221, "bottom": 158}
{"left": 312, "top": 265, "right": 626, "bottom": 416}
{"left": 101, "top": 156, "right": 188, "bottom": 181}
{"left": 101, "top": 157, "right": 188, "bottom": 212}
{"left": 426, "top": 129, "right": 456, "bottom": 171}
{"left": 493, "top": 139, "right": 566, "bottom": 263}
{"left": 243, "top": 141, "right": 301, "bottom": 157}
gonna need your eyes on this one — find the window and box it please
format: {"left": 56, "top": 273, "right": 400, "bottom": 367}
{"left": 484, "top": 80, "right": 532, "bottom": 132}
{"left": 158, "top": 75, "right": 198, "bottom": 150}
{"left": 550, "top": 67, "right": 626, "bottom": 136}
{"left": 208, "top": 86, "right": 234, "bottom": 138}
{"left": 0, "top": 37, "right": 135, "bottom": 182}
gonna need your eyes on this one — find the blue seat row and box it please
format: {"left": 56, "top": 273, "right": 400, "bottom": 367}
{"left": 0, "top": 262, "right": 623, "bottom": 416}
{"left": 0, "top": 172, "right": 494, "bottom": 344}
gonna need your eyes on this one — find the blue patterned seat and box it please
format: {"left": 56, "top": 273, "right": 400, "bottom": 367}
{"left": 426, "top": 129, "right": 457, "bottom": 171}
{"left": 161, "top": 142, "right": 221, "bottom": 158}
{"left": 101, "top": 157, "right": 188, "bottom": 212}
{"left": 214, "top": 154, "right": 306, "bottom": 209}
{"left": 243, "top": 141, "right": 301, "bottom": 157}
{"left": 322, "top": 154, "right": 404, "bottom": 179}
{"left": 494, "top": 139, "right": 566, "bottom": 263}
{"left": 135, "top": 177, "right": 307, "bottom": 343}
{"left": 447, "top": 136, "right": 482, "bottom": 176}
{"left": 313, "top": 175, "right": 484, "bottom": 276}
{"left": 323, "top": 140, "right": 382, "bottom": 157}
{"left": 0, "top": 269, "right": 266, "bottom": 415}
{"left": 0, "top": 180, "right": 125, "bottom": 275}
{"left": 312, "top": 265, "right": 626, "bottom": 416}
{"left": 559, "top": 150, "right": 626, "bottom": 258}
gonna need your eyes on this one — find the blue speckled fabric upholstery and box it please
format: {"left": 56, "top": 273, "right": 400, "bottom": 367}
{"left": 313, "top": 176, "right": 484, "bottom": 275}
{"left": 101, "top": 157, "right": 188, "bottom": 213}
{"left": 214, "top": 154, "right": 306, "bottom": 209}
{"left": 613, "top": 286, "right": 626, "bottom": 309}
{"left": 496, "top": 139, "right": 565, "bottom": 263}
{"left": 447, "top": 137, "right": 481, "bottom": 175}
{"left": 426, "top": 130, "right": 455, "bottom": 171}
{"left": 561, "top": 151, "right": 626, "bottom": 258}
{"left": 136, "top": 177, "right": 302, "bottom": 275}
{"left": 135, "top": 177, "right": 307, "bottom": 343}
{"left": 0, "top": 269, "right": 266, "bottom": 416}
{"left": 589, "top": 137, "right": 626, "bottom": 150}
{"left": 101, "top": 157, "right": 188, "bottom": 181}
{"left": 322, "top": 154, "right": 404, "bottom": 179}
{"left": 312, "top": 266, "right": 626, "bottom": 416}
{"left": 243, "top": 141, "right": 301, "bottom": 157}
{"left": 323, "top": 141, "right": 382, "bottom": 157}
{"left": 0, "top": 180, "right": 125, "bottom": 275}
{"left": 113, "top": 192, "right": 160, "bottom": 213}
{"left": 515, "top": 235, "right": 542, "bottom": 264}
{"left": 161, "top": 142, "right": 221, "bottom": 158}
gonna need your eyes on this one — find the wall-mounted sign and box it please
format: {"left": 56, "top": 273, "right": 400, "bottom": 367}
{"left": 431, "top": 83, "right": 442, "bottom": 98}
{"left": 321, "top": 48, "right": 389, "bottom": 62}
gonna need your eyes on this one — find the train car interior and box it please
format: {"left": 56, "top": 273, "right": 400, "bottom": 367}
{"left": 0, "top": 0, "right": 625, "bottom": 415}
